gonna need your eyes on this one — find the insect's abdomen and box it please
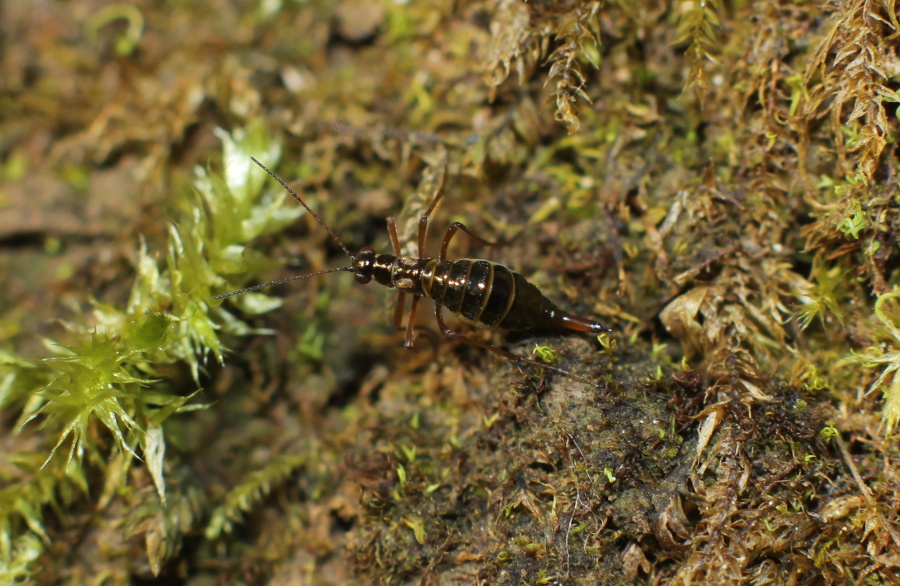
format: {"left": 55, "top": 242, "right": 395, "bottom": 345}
{"left": 424, "top": 259, "right": 559, "bottom": 330}
{"left": 496, "top": 271, "right": 559, "bottom": 330}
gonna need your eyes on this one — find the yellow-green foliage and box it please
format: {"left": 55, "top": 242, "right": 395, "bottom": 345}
{"left": 544, "top": 2, "right": 602, "bottom": 134}
{"left": 206, "top": 454, "right": 306, "bottom": 540}
{"left": 805, "top": 0, "right": 900, "bottom": 183}
{"left": 845, "top": 291, "right": 900, "bottom": 432}
{"left": 675, "top": 0, "right": 723, "bottom": 100}
{"left": 482, "top": 1, "right": 602, "bottom": 134}
{"left": 0, "top": 123, "right": 300, "bottom": 579}
{"left": 26, "top": 330, "right": 156, "bottom": 466}
{"left": 795, "top": 263, "right": 848, "bottom": 330}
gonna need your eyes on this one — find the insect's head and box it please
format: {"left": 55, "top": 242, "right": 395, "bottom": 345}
{"left": 353, "top": 247, "right": 376, "bottom": 284}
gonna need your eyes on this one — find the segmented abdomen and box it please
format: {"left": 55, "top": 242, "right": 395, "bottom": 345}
{"left": 423, "top": 259, "right": 557, "bottom": 330}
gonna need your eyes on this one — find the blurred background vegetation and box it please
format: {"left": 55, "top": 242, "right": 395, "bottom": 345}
{"left": 2, "top": 0, "right": 900, "bottom": 583}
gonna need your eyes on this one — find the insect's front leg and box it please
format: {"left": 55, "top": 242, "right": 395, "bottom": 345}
{"left": 386, "top": 215, "right": 418, "bottom": 348}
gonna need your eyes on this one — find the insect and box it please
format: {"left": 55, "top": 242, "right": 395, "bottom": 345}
{"left": 215, "top": 157, "right": 612, "bottom": 384}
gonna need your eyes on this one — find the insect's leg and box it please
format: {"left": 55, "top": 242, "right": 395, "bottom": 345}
{"left": 387, "top": 216, "right": 402, "bottom": 256}
{"left": 386, "top": 217, "right": 408, "bottom": 333}
{"left": 439, "top": 222, "right": 499, "bottom": 261}
{"left": 417, "top": 214, "right": 428, "bottom": 258}
{"left": 420, "top": 148, "right": 449, "bottom": 220}
{"left": 434, "top": 304, "right": 595, "bottom": 386}
{"left": 404, "top": 296, "right": 421, "bottom": 349}
{"left": 414, "top": 149, "right": 450, "bottom": 257}
{"left": 393, "top": 291, "right": 407, "bottom": 329}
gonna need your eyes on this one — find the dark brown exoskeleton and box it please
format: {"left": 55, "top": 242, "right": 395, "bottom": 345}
{"left": 215, "top": 158, "right": 612, "bottom": 383}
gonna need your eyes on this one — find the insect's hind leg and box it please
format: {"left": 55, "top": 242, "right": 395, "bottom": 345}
{"left": 434, "top": 305, "right": 595, "bottom": 386}
{"left": 439, "top": 222, "right": 500, "bottom": 261}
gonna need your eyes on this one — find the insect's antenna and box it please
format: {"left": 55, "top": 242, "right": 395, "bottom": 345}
{"left": 213, "top": 266, "right": 355, "bottom": 300}
{"left": 250, "top": 157, "right": 355, "bottom": 261}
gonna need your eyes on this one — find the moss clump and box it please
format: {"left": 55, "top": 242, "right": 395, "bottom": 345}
{"left": 4, "top": 0, "right": 900, "bottom": 583}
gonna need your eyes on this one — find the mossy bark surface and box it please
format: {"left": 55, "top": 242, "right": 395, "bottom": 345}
{"left": 1, "top": 1, "right": 899, "bottom": 584}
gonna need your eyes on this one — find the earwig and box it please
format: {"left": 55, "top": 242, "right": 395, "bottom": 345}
{"left": 214, "top": 158, "right": 612, "bottom": 384}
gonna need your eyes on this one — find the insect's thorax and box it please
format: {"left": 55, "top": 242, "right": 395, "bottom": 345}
{"left": 371, "top": 253, "right": 436, "bottom": 297}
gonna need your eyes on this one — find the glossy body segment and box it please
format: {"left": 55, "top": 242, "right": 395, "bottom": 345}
{"left": 363, "top": 253, "right": 609, "bottom": 334}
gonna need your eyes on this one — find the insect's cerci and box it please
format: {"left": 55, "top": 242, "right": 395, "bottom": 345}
{"left": 214, "top": 157, "right": 612, "bottom": 384}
